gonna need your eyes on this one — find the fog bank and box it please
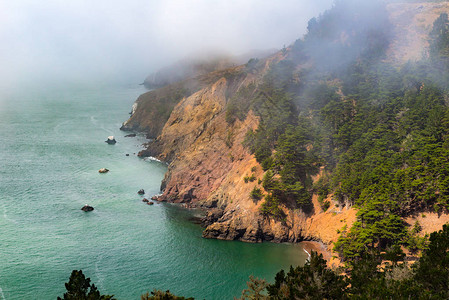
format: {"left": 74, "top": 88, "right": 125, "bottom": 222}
{"left": 0, "top": 0, "right": 333, "bottom": 90}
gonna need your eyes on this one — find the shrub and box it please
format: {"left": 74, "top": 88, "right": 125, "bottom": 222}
{"left": 250, "top": 187, "right": 264, "bottom": 201}
{"left": 322, "top": 200, "right": 331, "bottom": 212}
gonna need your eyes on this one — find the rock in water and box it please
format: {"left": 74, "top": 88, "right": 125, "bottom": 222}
{"left": 137, "top": 189, "right": 145, "bottom": 195}
{"left": 81, "top": 204, "right": 94, "bottom": 212}
{"left": 142, "top": 198, "right": 149, "bottom": 203}
{"left": 147, "top": 201, "right": 154, "bottom": 205}
{"left": 98, "top": 168, "right": 109, "bottom": 173}
{"left": 105, "top": 136, "right": 116, "bottom": 144}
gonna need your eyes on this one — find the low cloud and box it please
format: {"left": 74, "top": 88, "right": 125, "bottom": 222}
{"left": 0, "top": 0, "right": 333, "bottom": 90}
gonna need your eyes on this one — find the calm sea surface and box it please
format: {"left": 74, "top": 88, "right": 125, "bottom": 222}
{"left": 0, "top": 85, "right": 307, "bottom": 299}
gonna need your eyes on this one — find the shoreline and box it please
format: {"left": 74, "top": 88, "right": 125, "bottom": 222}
{"left": 301, "top": 240, "right": 333, "bottom": 262}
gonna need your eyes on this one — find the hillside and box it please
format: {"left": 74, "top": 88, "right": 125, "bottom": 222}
{"left": 386, "top": 1, "right": 449, "bottom": 63}
{"left": 142, "top": 50, "right": 276, "bottom": 89}
{"left": 122, "top": 0, "right": 449, "bottom": 263}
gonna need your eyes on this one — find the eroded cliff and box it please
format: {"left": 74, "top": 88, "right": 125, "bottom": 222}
{"left": 123, "top": 1, "right": 449, "bottom": 263}
{"left": 122, "top": 52, "right": 358, "bottom": 260}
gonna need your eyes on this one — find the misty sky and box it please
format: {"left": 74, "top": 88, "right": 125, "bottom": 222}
{"left": 0, "top": 0, "right": 333, "bottom": 89}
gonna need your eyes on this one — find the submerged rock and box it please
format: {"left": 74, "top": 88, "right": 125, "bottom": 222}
{"left": 98, "top": 168, "right": 109, "bottom": 173}
{"left": 105, "top": 136, "right": 116, "bottom": 144}
{"left": 138, "top": 189, "right": 145, "bottom": 195}
{"left": 81, "top": 204, "right": 94, "bottom": 212}
{"left": 124, "top": 133, "right": 136, "bottom": 137}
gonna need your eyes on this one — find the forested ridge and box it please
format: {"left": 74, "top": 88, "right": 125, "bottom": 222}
{"left": 226, "top": 0, "right": 449, "bottom": 261}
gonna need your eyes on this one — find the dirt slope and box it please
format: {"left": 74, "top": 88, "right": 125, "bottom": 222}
{"left": 386, "top": 1, "right": 449, "bottom": 63}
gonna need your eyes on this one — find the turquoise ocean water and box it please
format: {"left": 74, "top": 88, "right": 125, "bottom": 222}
{"left": 0, "top": 85, "right": 307, "bottom": 299}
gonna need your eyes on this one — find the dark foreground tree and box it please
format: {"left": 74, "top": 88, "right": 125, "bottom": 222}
{"left": 412, "top": 223, "right": 449, "bottom": 299}
{"left": 141, "top": 289, "right": 194, "bottom": 300}
{"left": 57, "top": 270, "right": 114, "bottom": 300}
{"left": 237, "top": 275, "right": 268, "bottom": 300}
{"left": 266, "top": 251, "right": 347, "bottom": 299}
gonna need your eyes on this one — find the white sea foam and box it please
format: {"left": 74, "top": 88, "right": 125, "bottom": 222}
{"left": 303, "top": 248, "right": 311, "bottom": 262}
{"left": 2, "top": 206, "right": 17, "bottom": 225}
{"left": 0, "top": 286, "right": 6, "bottom": 300}
{"left": 95, "top": 255, "right": 105, "bottom": 291}
{"left": 144, "top": 156, "right": 163, "bottom": 163}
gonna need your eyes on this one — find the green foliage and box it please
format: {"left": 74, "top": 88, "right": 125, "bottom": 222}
{"left": 237, "top": 276, "right": 268, "bottom": 300}
{"left": 57, "top": 270, "right": 114, "bottom": 300}
{"left": 244, "top": 174, "right": 256, "bottom": 183}
{"left": 266, "top": 251, "right": 347, "bottom": 299}
{"left": 314, "top": 175, "right": 331, "bottom": 210}
{"left": 348, "top": 252, "right": 386, "bottom": 298}
{"left": 239, "top": 1, "right": 449, "bottom": 260}
{"left": 412, "top": 220, "right": 422, "bottom": 234}
{"left": 301, "top": 0, "right": 391, "bottom": 71}
{"left": 334, "top": 201, "right": 408, "bottom": 261}
{"left": 250, "top": 187, "right": 264, "bottom": 201}
{"left": 406, "top": 221, "right": 429, "bottom": 254}
{"left": 261, "top": 169, "right": 311, "bottom": 211}
{"left": 412, "top": 223, "right": 449, "bottom": 298}
{"left": 241, "top": 226, "right": 448, "bottom": 299}
{"left": 299, "top": 82, "right": 341, "bottom": 111}
{"left": 141, "top": 290, "right": 194, "bottom": 300}
{"left": 259, "top": 194, "right": 286, "bottom": 222}
{"left": 321, "top": 200, "right": 331, "bottom": 212}
{"left": 430, "top": 13, "right": 449, "bottom": 61}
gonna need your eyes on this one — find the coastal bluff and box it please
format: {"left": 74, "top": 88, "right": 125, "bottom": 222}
{"left": 122, "top": 1, "right": 449, "bottom": 261}
{"left": 121, "top": 51, "right": 358, "bottom": 258}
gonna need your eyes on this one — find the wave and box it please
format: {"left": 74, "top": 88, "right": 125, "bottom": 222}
{"left": 144, "top": 157, "right": 163, "bottom": 163}
{"left": 53, "top": 120, "right": 71, "bottom": 134}
{"left": 90, "top": 115, "right": 113, "bottom": 135}
{"left": 95, "top": 254, "right": 105, "bottom": 291}
{"left": 2, "top": 206, "right": 18, "bottom": 225}
{"left": 303, "top": 248, "right": 311, "bottom": 262}
{"left": 90, "top": 115, "right": 98, "bottom": 125}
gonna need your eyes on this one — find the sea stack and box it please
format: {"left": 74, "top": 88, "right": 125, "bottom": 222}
{"left": 105, "top": 136, "right": 116, "bottom": 144}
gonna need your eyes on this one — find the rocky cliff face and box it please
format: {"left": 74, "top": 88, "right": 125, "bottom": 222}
{"left": 123, "top": 1, "right": 449, "bottom": 259}
{"left": 121, "top": 68, "right": 243, "bottom": 138}
{"left": 122, "top": 51, "right": 358, "bottom": 259}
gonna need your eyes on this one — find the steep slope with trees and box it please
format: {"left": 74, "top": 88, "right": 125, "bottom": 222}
{"left": 122, "top": 0, "right": 449, "bottom": 262}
